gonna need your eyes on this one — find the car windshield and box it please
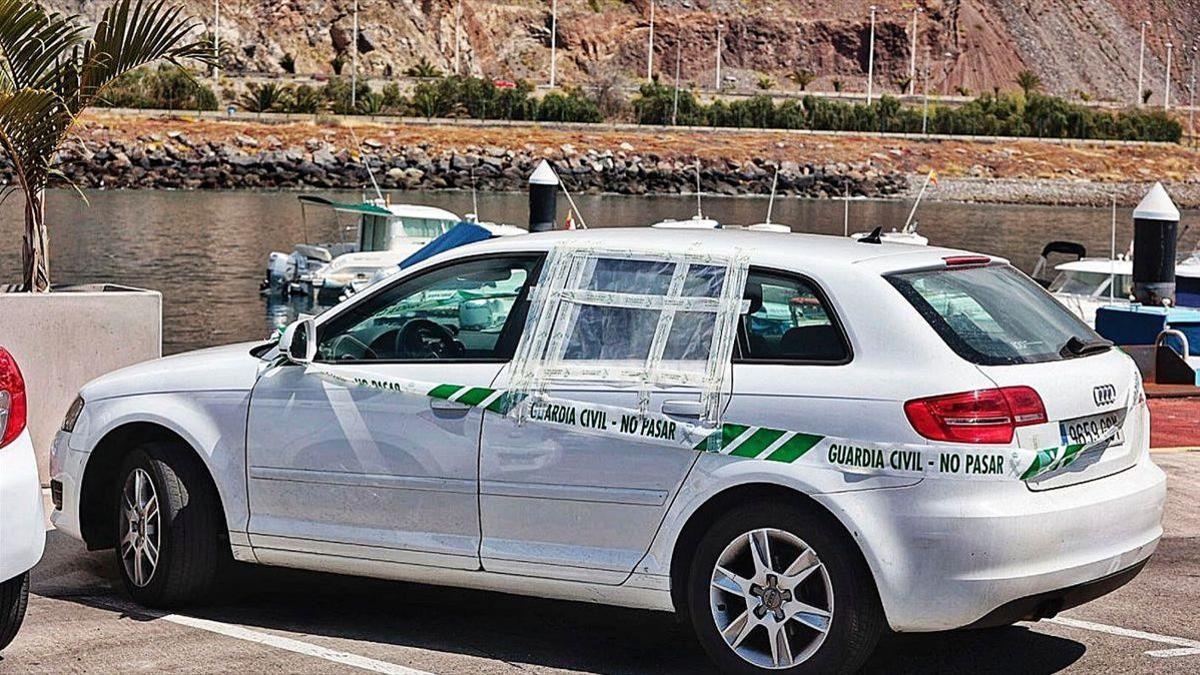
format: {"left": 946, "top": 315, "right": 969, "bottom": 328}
{"left": 888, "top": 264, "right": 1106, "bottom": 365}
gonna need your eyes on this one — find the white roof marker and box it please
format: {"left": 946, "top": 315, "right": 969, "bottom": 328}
{"left": 1133, "top": 182, "right": 1180, "bottom": 222}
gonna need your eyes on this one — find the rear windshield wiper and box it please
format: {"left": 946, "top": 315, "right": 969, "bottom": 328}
{"left": 1059, "top": 335, "right": 1113, "bottom": 358}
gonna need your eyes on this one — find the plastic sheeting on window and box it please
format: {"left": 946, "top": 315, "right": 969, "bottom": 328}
{"left": 509, "top": 243, "right": 750, "bottom": 424}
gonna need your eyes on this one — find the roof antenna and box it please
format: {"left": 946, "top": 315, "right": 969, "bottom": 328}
{"left": 695, "top": 159, "right": 704, "bottom": 219}
{"left": 764, "top": 166, "right": 779, "bottom": 225}
{"left": 859, "top": 226, "right": 884, "bottom": 244}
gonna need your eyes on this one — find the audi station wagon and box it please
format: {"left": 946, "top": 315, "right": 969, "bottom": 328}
{"left": 50, "top": 228, "right": 1165, "bottom": 673}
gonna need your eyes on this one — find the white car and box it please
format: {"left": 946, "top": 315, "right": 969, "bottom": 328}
{"left": 0, "top": 347, "right": 46, "bottom": 652}
{"left": 50, "top": 229, "right": 1165, "bottom": 673}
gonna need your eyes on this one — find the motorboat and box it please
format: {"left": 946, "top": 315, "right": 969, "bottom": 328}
{"left": 1033, "top": 241, "right": 1200, "bottom": 325}
{"left": 850, "top": 221, "right": 929, "bottom": 246}
{"left": 261, "top": 196, "right": 460, "bottom": 302}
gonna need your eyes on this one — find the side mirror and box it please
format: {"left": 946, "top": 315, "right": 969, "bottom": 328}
{"left": 279, "top": 316, "right": 316, "bottom": 364}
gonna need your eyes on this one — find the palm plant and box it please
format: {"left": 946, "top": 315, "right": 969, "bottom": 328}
{"left": 787, "top": 69, "right": 815, "bottom": 91}
{"left": 238, "top": 82, "right": 284, "bottom": 113}
{"left": 1015, "top": 69, "right": 1042, "bottom": 98}
{"left": 0, "top": 0, "right": 212, "bottom": 291}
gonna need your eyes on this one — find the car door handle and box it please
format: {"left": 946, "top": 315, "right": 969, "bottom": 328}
{"left": 661, "top": 400, "right": 705, "bottom": 418}
{"left": 430, "top": 398, "right": 470, "bottom": 413}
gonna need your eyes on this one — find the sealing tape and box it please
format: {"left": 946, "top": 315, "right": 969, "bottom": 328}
{"left": 306, "top": 362, "right": 1133, "bottom": 483}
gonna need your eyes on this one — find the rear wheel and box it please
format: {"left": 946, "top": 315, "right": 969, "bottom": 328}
{"left": 686, "top": 501, "right": 884, "bottom": 674}
{"left": 114, "top": 443, "right": 224, "bottom": 607}
{"left": 0, "top": 572, "right": 30, "bottom": 651}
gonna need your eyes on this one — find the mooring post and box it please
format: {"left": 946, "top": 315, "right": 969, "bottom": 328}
{"left": 1132, "top": 182, "right": 1181, "bottom": 306}
{"left": 529, "top": 159, "right": 559, "bottom": 233}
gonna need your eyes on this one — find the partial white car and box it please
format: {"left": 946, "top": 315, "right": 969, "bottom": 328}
{"left": 50, "top": 229, "right": 1165, "bottom": 673}
{"left": 0, "top": 347, "right": 46, "bottom": 652}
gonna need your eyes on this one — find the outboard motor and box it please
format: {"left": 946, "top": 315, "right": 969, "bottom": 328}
{"left": 1132, "top": 182, "right": 1181, "bottom": 306}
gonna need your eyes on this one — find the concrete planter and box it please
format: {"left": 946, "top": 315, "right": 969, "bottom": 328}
{"left": 0, "top": 285, "right": 161, "bottom": 483}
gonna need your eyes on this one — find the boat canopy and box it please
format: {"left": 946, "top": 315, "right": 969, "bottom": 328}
{"left": 400, "top": 222, "right": 495, "bottom": 270}
{"left": 297, "top": 195, "right": 392, "bottom": 217}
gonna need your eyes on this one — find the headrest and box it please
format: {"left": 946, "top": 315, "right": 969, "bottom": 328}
{"left": 744, "top": 281, "right": 763, "bottom": 315}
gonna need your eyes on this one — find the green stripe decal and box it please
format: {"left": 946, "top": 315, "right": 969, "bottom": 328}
{"left": 764, "top": 433, "right": 822, "bottom": 463}
{"left": 428, "top": 384, "right": 462, "bottom": 400}
{"left": 729, "top": 428, "right": 786, "bottom": 458}
{"left": 486, "top": 392, "right": 526, "bottom": 415}
{"left": 455, "top": 387, "right": 496, "bottom": 406}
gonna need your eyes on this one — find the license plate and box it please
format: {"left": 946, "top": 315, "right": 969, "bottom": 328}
{"left": 1060, "top": 410, "right": 1125, "bottom": 447}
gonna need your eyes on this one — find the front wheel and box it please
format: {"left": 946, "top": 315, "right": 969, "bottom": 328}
{"left": 114, "top": 443, "right": 224, "bottom": 607}
{"left": 686, "top": 501, "right": 884, "bottom": 674}
{"left": 0, "top": 571, "right": 30, "bottom": 652}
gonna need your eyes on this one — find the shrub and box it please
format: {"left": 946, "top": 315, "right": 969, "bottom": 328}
{"left": 95, "top": 65, "right": 218, "bottom": 111}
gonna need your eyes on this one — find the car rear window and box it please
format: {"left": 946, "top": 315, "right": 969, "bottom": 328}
{"left": 887, "top": 264, "right": 1106, "bottom": 365}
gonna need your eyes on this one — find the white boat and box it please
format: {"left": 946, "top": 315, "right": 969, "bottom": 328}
{"left": 262, "top": 196, "right": 461, "bottom": 302}
{"left": 851, "top": 220, "right": 928, "bottom": 246}
{"left": 1035, "top": 244, "right": 1200, "bottom": 325}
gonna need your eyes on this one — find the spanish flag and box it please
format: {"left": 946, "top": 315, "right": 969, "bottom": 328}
{"left": 929, "top": 170, "right": 939, "bottom": 187}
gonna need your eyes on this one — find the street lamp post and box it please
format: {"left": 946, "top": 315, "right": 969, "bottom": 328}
{"left": 715, "top": 23, "right": 722, "bottom": 91}
{"left": 908, "top": 8, "right": 921, "bottom": 96}
{"left": 1165, "top": 41, "right": 1173, "bottom": 111}
{"left": 351, "top": 0, "right": 359, "bottom": 110}
{"left": 921, "top": 47, "right": 930, "bottom": 134}
{"left": 1190, "top": 46, "right": 1197, "bottom": 147}
{"left": 1137, "top": 20, "right": 1150, "bottom": 106}
{"left": 454, "top": 0, "right": 462, "bottom": 75}
{"left": 866, "top": 5, "right": 877, "bottom": 104}
{"left": 671, "top": 42, "right": 681, "bottom": 125}
{"left": 549, "top": 0, "right": 557, "bottom": 88}
{"left": 647, "top": 0, "right": 655, "bottom": 82}
{"left": 212, "top": 0, "right": 220, "bottom": 79}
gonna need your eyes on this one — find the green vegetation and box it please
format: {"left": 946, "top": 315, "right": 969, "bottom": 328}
{"left": 95, "top": 65, "right": 217, "bottom": 111}
{"left": 630, "top": 86, "right": 1182, "bottom": 142}
{"left": 98, "top": 68, "right": 1184, "bottom": 144}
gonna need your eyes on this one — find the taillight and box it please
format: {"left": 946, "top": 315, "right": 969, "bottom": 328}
{"left": 904, "top": 386, "right": 1047, "bottom": 444}
{"left": 0, "top": 347, "right": 28, "bottom": 449}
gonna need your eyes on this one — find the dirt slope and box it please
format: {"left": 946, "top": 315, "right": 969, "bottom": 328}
{"left": 42, "top": 1, "right": 1200, "bottom": 103}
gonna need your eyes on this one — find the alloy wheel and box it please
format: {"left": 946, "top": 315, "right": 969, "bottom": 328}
{"left": 709, "top": 528, "right": 834, "bottom": 669}
{"left": 120, "top": 468, "right": 161, "bottom": 587}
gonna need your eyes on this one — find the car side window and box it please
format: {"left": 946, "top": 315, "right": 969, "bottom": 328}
{"left": 737, "top": 270, "right": 850, "bottom": 363}
{"left": 316, "top": 255, "right": 541, "bottom": 362}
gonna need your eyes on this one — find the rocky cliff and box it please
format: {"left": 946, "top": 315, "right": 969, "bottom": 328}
{"left": 41, "top": 1, "right": 1200, "bottom": 104}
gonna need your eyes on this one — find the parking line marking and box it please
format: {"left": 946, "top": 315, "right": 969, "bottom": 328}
{"left": 1044, "top": 617, "right": 1200, "bottom": 658}
{"left": 87, "top": 597, "right": 436, "bottom": 674}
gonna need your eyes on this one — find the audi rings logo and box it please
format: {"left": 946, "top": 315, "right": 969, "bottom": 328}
{"left": 1093, "top": 384, "right": 1117, "bottom": 407}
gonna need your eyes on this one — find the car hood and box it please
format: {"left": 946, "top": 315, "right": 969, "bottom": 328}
{"left": 81, "top": 341, "right": 268, "bottom": 402}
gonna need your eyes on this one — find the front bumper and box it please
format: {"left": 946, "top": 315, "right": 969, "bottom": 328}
{"left": 0, "top": 430, "right": 46, "bottom": 582}
{"left": 816, "top": 452, "right": 1166, "bottom": 632}
{"left": 48, "top": 429, "right": 85, "bottom": 542}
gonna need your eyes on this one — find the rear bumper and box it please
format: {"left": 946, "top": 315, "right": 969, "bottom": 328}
{"left": 0, "top": 430, "right": 46, "bottom": 582}
{"left": 816, "top": 452, "right": 1166, "bottom": 632}
{"left": 966, "top": 558, "right": 1148, "bottom": 628}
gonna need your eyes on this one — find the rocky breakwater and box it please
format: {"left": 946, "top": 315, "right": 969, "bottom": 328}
{"left": 11, "top": 131, "right": 908, "bottom": 199}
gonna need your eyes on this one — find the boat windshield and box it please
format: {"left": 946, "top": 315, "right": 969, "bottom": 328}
{"left": 1048, "top": 270, "right": 1131, "bottom": 298}
{"left": 401, "top": 217, "right": 457, "bottom": 239}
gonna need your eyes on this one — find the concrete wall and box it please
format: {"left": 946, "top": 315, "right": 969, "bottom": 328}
{"left": 0, "top": 286, "right": 161, "bottom": 483}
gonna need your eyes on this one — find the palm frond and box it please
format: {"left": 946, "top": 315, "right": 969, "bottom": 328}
{"left": 0, "top": 88, "right": 75, "bottom": 193}
{"left": 0, "top": 0, "right": 88, "bottom": 91}
{"left": 75, "top": 0, "right": 214, "bottom": 110}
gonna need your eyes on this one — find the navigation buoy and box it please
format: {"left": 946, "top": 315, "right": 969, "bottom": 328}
{"left": 1132, "top": 182, "right": 1181, "bottom": 306}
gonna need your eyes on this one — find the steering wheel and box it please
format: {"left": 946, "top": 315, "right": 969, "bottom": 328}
{"left": 395, "top": 319, "right": 463, "bottom": 359}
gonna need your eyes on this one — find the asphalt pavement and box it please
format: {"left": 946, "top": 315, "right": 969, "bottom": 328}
{"left": 3, "top": 451, "right": 1198, "bottom": 674}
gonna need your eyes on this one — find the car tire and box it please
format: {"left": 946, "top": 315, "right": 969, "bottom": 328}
{"left": 0, "top": 572, "right": 30, "bottom": 651}
{"left": 114, "top": 443, "right": 223, "bottom": 607}
{"left": 686, "top": 500, "right": 884, "bottom": 674}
